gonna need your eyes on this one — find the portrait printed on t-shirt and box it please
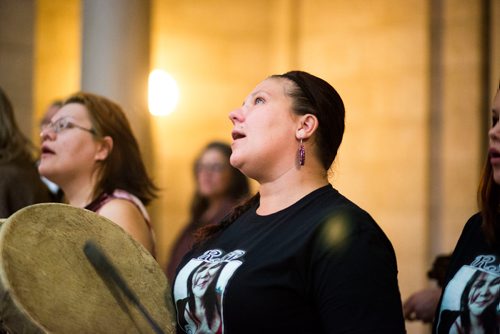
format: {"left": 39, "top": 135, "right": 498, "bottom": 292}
{"left": 174, "top": 249, "right": 245, "bottom": 334}
{"left": 436, "top": 255, "right": 500, "bottom": 333}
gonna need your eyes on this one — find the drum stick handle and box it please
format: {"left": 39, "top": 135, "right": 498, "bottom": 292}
{"left": 83, "top": 240, "right": 165, "bottom": 334}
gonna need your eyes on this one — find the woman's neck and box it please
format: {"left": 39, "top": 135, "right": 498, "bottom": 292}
{"left": 60, "top": 175, "right": 98, "bottom": 208}
{"left": 257, "top": 166, "right": 328, "bottom": 215}
{"left": 469, "top": 314, "right": 485, "bottom": 334}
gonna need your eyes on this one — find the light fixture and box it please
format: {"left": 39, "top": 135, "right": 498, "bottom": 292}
{"left": 148, "top": 69, "right": 179, "bottom": 116}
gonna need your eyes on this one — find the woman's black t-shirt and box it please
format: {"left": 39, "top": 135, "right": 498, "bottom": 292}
{"left": 433, "top": 213, "right": 500, "bottom": 333}
{"left": 173, "top": 185, "right": 406, "bottom": 333}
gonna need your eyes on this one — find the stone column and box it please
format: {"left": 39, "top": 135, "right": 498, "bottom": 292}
{"left": 81, "top": 0, "right": 151, "bottom": 163}
{"left": 0, "top": 0, "right": 35, "bottom": 137}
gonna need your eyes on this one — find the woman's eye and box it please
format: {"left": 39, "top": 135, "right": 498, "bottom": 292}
{"left": 60, "top": 121, "right": 70, "bottom": 130}
{"left": 56, "top": 121, "right": 65, "bottom": 131}
{"left": 255, "top": 97, "right": 265, "bottom": 105}
{"left": 492, "top": 116, "right": 498, "bottom": 127}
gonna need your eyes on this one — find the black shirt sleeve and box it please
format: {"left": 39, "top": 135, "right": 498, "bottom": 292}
{"left": 309, "top": 209, "right": 406, "bottom": 333}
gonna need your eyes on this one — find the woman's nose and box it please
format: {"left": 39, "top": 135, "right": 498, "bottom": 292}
{"left": 489, "top": 124, "right": 500, "bottom": 142}
{"left": 40, "top": 126, "right": 55, "bottom": 141}
{"left": 228, "top": 108, "right": 243, "bottom": 124}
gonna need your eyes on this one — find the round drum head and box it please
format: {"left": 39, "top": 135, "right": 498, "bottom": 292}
{"left": 0, "top": 203, "right": 175, "bottom": 333}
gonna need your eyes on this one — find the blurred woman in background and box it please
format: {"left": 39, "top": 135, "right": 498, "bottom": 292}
{"left": 166, "top": 141, "right": 250, "bottom": 281}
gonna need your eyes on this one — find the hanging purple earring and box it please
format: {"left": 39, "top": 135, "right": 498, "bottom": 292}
{"left": 298, "top": 138, "right": 305, "bottom": 166}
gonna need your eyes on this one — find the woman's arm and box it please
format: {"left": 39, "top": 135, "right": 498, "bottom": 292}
{"left": 97, "top": 198, "right": 155, "bottom": 255}
{"left": 403, "top": 287, "right": 442, "bottom": 322}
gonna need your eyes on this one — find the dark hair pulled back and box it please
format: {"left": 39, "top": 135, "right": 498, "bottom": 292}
{"left": 276, "top": 71, "right": 345, "bottom": 170}
{"left": 195, "top": 71, "right": 345, "bottom": 245}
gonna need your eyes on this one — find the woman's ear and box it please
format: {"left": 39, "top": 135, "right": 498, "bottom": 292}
{"left": 296, "top": 114, "right": 319, "bottom": 140}
{"left": 95, "top": 136, "right": 113, "bottom": 161}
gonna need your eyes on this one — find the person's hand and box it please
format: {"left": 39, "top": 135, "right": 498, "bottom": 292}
{"left": 403, "top": 287, "right": 442, "bottom": 323}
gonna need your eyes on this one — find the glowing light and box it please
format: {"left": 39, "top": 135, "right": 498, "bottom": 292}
{"left": 148, "top": 69, "right": 179, "bottom": 116}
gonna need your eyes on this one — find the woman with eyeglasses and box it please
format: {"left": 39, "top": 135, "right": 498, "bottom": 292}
{"left": 0, "top": 86, "right": 53, "bottom": 218}
{"left": 38, "top": 92, "right": 158, "bottom": 256}
{"left": 166, "top": 141, "right": 250, "bottom": 282}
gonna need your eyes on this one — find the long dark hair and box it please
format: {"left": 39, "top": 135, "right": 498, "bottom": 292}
{"left": 478, "top": 161, "right": 500, "bottom": 246}
{"left": 190, "top": 141, "right": 249, "bottom": 226}
{"left": 478, "top": 84, "right": 500, "bottom": 246}
{"left": 195, "top": 71, "right": 345, "bottom": 245}
{"left": 63, "top": 92, "right": 158, "bottom": 205}
{"left": 0, "top": 87, "right": 37, "bottom": 164}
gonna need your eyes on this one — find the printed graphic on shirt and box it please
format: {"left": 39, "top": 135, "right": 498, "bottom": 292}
{"left": 436, "top": 255, "right": 500, "bottom": 333}
{"left": 174, "top": 249, "right": 245, "bottom": 334}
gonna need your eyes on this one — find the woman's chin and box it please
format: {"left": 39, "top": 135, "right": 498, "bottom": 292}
{"left": 229, "top": 156, "right": 243, "bottom": 170}
{"left": 38, "top": 165, "right": 49, "bottom": 178}
{"left": 38, "top": 167, "right": 57, "bottom": 183}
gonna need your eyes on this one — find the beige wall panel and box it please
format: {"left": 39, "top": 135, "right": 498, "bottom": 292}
{"left": 0, "top": 0, "right": 35, "bottom": 138}
{"left": 493, "top": 1, "right": 500, "bottom": 90}
{"left": 34, "top": 0, "right": 81, "bottom": 140}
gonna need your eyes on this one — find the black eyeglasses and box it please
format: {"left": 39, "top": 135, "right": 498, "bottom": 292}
{"left": 42, "top": 117, "right": 96, "bottom": 135}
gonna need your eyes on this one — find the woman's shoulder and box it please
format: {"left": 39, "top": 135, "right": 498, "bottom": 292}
{"left": 463, "top": 212, "right": 482, "bottom": 230}
{"left": 309, "top": 185, "right": 378, "bottom": 228}
{"left": 97, "top": 192, "right": 155, "bottom": 253}
{"left": 453, "top": 213, "right": 485, "bottom": 248}
{"left": 97, "top": 197, "right": 146, "bottom": 224}
{"left": 268, "top": 185, "right": 388, "bottom": 249}
{"left": 304, "top": 186, "right": 396, "bottom": 254}
{"left": 94, "top": 189, "right": 150, "bottom": 222}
